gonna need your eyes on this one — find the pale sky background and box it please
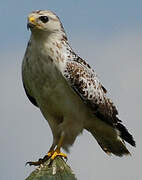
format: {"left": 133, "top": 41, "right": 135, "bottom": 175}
{"left": 1, "top": 0, "right": 142, "bottom": 180}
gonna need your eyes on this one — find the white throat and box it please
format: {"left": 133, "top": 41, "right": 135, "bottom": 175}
{"left": 30, "top": 30, "right": 72, "bottom": 73}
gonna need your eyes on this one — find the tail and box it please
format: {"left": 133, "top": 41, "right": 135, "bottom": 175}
{"left": 116, "top": 122, "right": 136, "bottom": 147}
{"left": 87, "top": 121, "right": 135, "bottom": 157}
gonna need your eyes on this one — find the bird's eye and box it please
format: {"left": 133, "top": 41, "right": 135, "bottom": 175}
{"left": 39, "top": 16, "right": 49, "bottom": 23}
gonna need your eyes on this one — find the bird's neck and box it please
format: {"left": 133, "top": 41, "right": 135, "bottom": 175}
{"left": 31, "top": 31, "right": 77, "bottom": 72}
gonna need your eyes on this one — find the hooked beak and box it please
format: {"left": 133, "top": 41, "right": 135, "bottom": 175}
{"left": 27, "top": 22, "right": 35, "bottom": 30}
{"left": 27, "top": 16, "right": 36, "bottom": 30}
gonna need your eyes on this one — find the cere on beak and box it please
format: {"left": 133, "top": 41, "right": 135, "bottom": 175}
{"left": 28, "top": 17, "right": 35, "bottom": 23}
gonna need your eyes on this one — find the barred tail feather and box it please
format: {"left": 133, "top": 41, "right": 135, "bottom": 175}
{"left": 116, "top": 123, "right": 136, "bottom": 147}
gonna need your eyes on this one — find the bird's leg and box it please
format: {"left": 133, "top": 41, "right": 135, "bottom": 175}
{"left": 26, "top": 143, "right": 56, "bottom": 166}
{"left": 50, "top": 132, "right": 67, "bottom": 160}
{"left": 26, "top": 133, "right": 67, "bottom": 166}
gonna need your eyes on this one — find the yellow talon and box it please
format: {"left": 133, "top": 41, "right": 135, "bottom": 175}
{"left": 50, "top": 133, "right": 67, "bottom": 160}
{"left": 47, "top": 150, "right": 54, "bottom": 157}
{"left": 51, "top": 149, "right": 67, "bottom": 160}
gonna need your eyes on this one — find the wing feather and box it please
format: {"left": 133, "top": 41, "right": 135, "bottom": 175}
{"left": 23, "top": 83, "right": 38, "bottom": 107}
{"left": 64, "top": 57, "right": 119, "bottom": 126}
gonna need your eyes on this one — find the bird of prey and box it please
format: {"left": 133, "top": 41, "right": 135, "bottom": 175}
{"left": 22, "top": 10, "right": 135, "bottom": 166}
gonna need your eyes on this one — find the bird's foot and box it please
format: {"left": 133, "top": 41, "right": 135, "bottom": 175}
{"left": 26, "top": 150, "right": 54, "bottom": 166}
{"left": 26, "top": 149, "right": 67, "bottom": 166}
{"left": 51, "top": 149, "right": 67, "bottom": 160}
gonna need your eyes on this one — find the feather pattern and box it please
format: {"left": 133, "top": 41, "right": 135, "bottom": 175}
{"left": 63, "top": 56, "right": 135, "bottom": 148}
{"left": 63, "top": 56, "right": 119, "bottom": 126}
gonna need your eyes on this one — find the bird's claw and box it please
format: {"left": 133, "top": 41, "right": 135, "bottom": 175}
{"left": 47, "top": 151, "right": 68, "bottom": 166}
{"left": 51, "top": 151, "right": 67, "bottom": 160}
{"left": 25, "top": 150, "right": 67, "bottom": 166}
{"left": 25, "top": 155, "right": 50, "bottom": 166}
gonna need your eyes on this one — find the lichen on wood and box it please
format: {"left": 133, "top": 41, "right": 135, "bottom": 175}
{"left": 25, "top": 157, "right": 77, "bottom": 180}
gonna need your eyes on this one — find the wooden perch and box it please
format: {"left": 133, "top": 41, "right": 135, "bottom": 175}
{"left": 25, "top": 157, "right": 78, "bottom": 180}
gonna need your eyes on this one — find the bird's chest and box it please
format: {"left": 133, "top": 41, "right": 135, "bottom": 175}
{"left": 27, "top": 53, "right": 58, "bottom": 91}
{"left": 23, "top": 48, "right": 71, "bottom": 117}
{"left": 23, "top": 43, "right": 91, "bottom": 124}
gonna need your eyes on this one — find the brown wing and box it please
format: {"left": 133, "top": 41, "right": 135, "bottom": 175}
{"left": 64, "top": 58, "right": 120, "bottom": 126}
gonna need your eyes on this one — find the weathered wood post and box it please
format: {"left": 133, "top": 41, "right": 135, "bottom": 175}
{"left": 25, "top": 157, "right": 78, "bottom": 180}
